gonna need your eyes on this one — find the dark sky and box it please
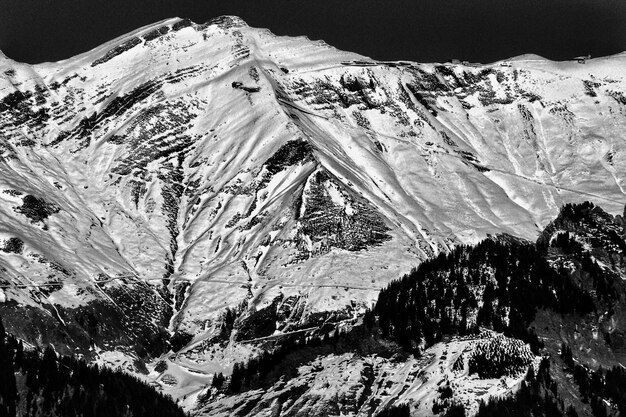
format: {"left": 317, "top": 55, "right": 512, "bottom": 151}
{"left": 1, "top": 0, "right": 625, "bottom": 64}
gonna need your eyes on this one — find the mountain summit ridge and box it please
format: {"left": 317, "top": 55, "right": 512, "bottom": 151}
{"left": 0, "top": 16, "right": 625, "bottom": 409}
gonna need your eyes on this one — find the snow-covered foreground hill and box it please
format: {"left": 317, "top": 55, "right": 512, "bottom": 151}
{"left": 0, "top": 15, "right": 625, "bottom": 411}
{"left": 198, "top": 331, "right": 540, "bottom": 417}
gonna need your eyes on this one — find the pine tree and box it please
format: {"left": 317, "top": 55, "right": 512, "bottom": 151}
{"left": 0, "top": 317, "right": 5, "bottom": 341}
{"left": 0, "top": 316, "right": 16, "bottom": 417}
{"left": 229, "top": 362, "right": 243, "bottom": 393}
{"left": 212, "top": 372, "right": 225, "bottom": 390}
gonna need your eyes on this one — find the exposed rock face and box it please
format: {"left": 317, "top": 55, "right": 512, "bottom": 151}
{"left": 537, "top": 202, "right": 626, "bottom": 366}
{"left": 0, "top": 15, "right": 625, "bottom": 407}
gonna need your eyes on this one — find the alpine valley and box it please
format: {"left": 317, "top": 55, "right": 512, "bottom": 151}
{"left": 0, "top": 16, "right": 625, "bottom": 417}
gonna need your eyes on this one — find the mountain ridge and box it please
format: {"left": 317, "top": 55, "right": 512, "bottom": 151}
{"left": 3, "top": 16, "right": 626, "bottom": 67}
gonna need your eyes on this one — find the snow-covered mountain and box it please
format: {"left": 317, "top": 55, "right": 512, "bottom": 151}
{"left": 0, "top": 15, "right": 625, "bottom": 411}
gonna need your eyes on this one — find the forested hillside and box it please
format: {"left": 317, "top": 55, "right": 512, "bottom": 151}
{"left": 372, "top": 201, "right": 626, "bottom": 416}
{"left": 375, "top": 235, "right": 594, "bottom": 353}
{"left": 0, "top": 318, "right": 185, "bottom": 417}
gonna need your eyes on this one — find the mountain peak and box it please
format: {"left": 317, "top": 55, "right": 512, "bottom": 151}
{"left": 0, "top": 49, "right": 11, "bottom": 64}
{"left": 202, "top": 15, "right": 250, "bottom": 28}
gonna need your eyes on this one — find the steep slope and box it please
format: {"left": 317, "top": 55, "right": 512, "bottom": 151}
{"left": 0, "top": 15, "right": 625, "bottom": 405}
